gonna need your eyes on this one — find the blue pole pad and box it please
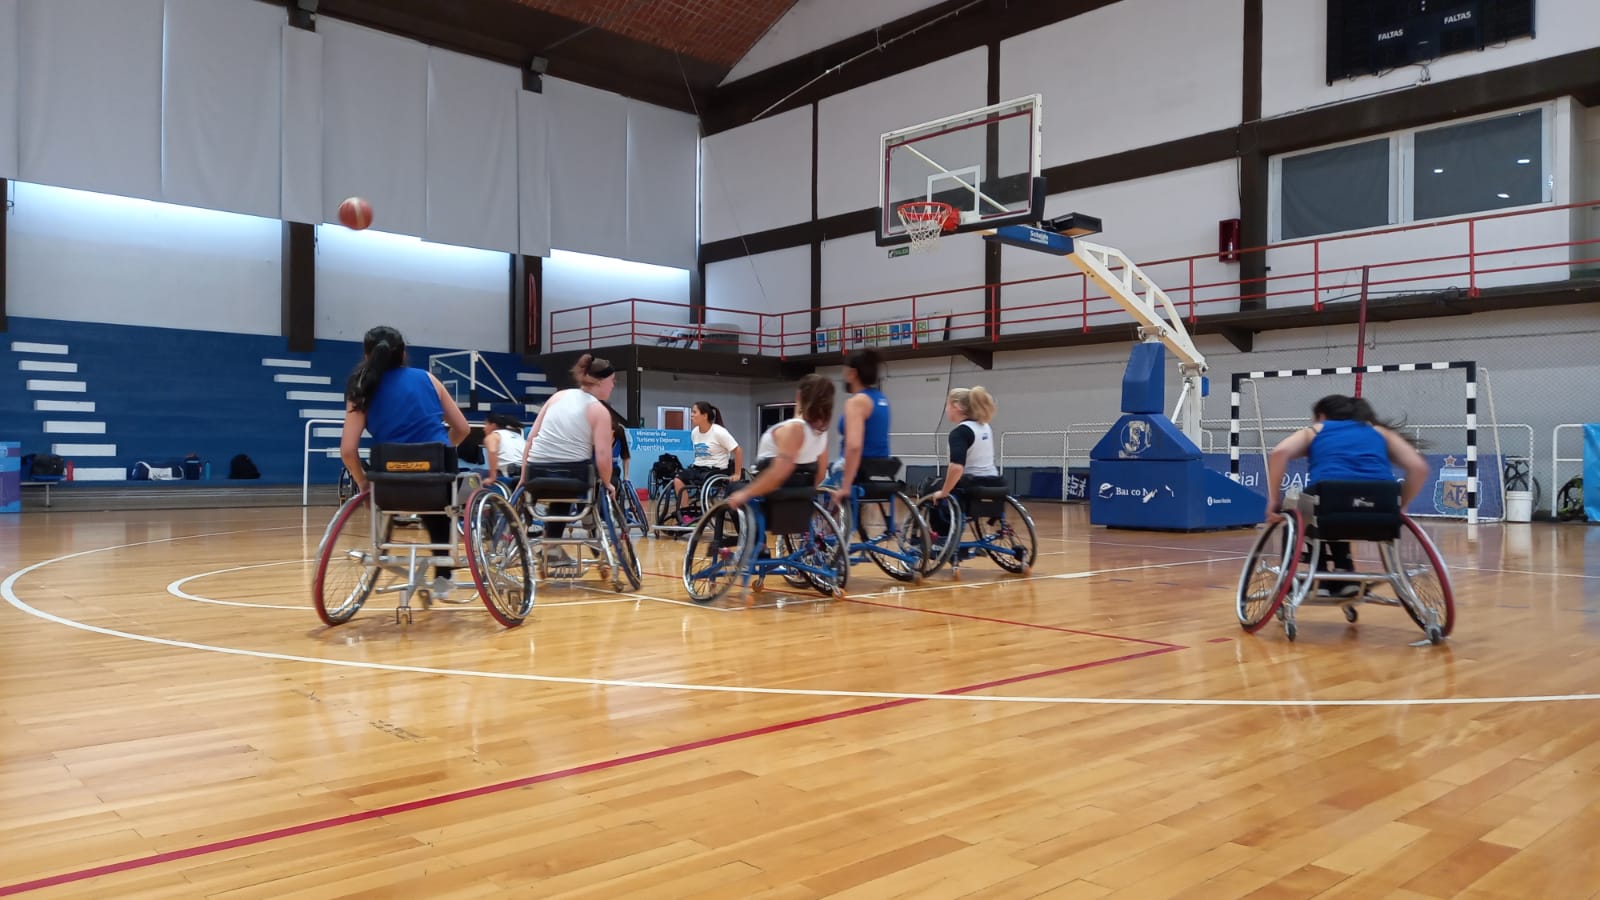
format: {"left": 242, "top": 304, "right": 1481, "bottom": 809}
{"left": 1122, "top": 343, "right": 1165, "bottom": 414}
{"left": 982, "top": 224, "right": 1075, "bottom": 255}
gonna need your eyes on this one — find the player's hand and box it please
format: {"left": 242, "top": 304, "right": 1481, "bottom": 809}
{"left": 726, "top": 490, "right": 749, "bottom": 510}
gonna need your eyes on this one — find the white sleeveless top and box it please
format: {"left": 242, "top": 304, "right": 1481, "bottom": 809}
{"left": 493, "top": 429, "right": 527, "bottom": 468}
{"left": 528, "top": 389, "right": 598, "bottom": 463}
{"left": 957, "top": 420, "right": 998, "bottom": 477}
{"left": 757, "top": 418, "right": 829, "bottom": 467}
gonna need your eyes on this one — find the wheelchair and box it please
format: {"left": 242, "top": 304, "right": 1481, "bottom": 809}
{"left": 834, "top": 458, "right": 932, "bottom": 583}
{"left": 654, "top": 461, "right": 738, "bottom": 532}
{"left": 313, "top": 442, "right": 534, "bottom": 628}
{"left": 1237, "top": 480, "right": 1456, "bottom": 644}
{"left": 512, "top": 463, "right": 642, "bottom": 592}
{"left": 614, "top": 464, "right": 653, "bottom": 539}
{"left": 916, "top": 477, "right": 1038, "bottom": 577}
{"left": 681, "top": 464, "right": 848, "bottom": 603}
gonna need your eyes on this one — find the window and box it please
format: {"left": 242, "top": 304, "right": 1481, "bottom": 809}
{"left": 1280, "top": 139, "right": 1392, "bottom": 240}
{"left": 1413, "top": 110, "right": 1544, "bottom": 220}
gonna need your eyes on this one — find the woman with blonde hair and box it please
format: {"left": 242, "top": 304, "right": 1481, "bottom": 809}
{"left": 924, "top": 386, "right": 999, "bottom": 501}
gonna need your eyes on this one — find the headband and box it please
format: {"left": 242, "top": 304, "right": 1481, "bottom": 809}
{"left": 588, "top": 360, "right": 616, "bottom": 380}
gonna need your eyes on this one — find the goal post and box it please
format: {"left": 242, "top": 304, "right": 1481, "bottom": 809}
{"left": 1228, "top": 361, "right": 1487, "bottom": 524}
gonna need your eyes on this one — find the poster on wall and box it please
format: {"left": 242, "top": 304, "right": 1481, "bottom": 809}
{"left": 626, "top": 429, "right": 693, "bottom": 488}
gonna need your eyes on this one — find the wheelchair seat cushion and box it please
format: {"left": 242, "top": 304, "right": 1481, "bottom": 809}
{"left": 1304, "top": 479, "right": 1403, "bottom": 542}
{"left": 961, "top": 475, "right": 1010, "bottom": 517}
{"left": 367, "top": 442, "right": 457, "bottom": 511}
{"left": 523, "top": 477, "right": 592, "bottom": 500}
{"left": 763, "top": 466, "right": 820, "bottom": 534}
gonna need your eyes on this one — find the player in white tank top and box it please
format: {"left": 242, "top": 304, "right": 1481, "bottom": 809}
{"left": 517, "top": 355, "right": 619, "bottom": 543}
{"left": 728, "top": 375, "right": 835, "bottom": 510}
{"left": 527, "top": 389, "right": 599, "bottom": 464}
{"left": 927, "top": 386, "right": 1001, "bottom": 500}
{"left": 482, "top": 413, "right": 528, "bottom": 486}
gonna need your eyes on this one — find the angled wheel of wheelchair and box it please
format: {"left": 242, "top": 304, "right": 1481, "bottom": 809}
{"left": 970, "top": 496, "right": 1037, "bottom": 574}
{"left": 915, "top": 495, "right": 961, "bottom": 576}
{"left": 1237, "top": 512, "right": 1300, "bottom": 633}
{"left": 683, "top": 502, "right": 752, "bottom": 603}
{"left": 619, "top": 479, "right": 652, "bottom": 538}
{"left": 654, "top": 484, "right": 683, "bottom": 529}
{"left": 700, "top": 473, "right": 734, "bottom": 511}
{"left": 1385, "top": 515, "right": 1455, "bottom": 640}
{"left": 776, "top": 500, "right": 850, "bottom": 596}
{"left": 598, "top": 490, "right": 643, "bottom": 592}
{"left": 463, "top": 489, "right": 534, "bottom": 627}
{"left": 853, "top": 492, "right": 931, "bottom": 583}
{"left": 314, "top": 492, "right": 380, "bottom": 625}
{"left": 451, "top": 471, "right": 483, "bottom": 535}
{"left": 336, "top": 466, "right": 357, "bottom": 506}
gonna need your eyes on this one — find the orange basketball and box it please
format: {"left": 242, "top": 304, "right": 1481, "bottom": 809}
{"left": 338, "top": 197, "right": 373, "bottom": 230}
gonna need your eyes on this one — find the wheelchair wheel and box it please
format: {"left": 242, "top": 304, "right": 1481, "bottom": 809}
{"left": 916, "top": 495, "right": 961, "bottom": 575}
{"left": 464, "top": 489, "right": 534, "bottom": 627}
{"left": 598, "top": 490, "right": 643, "bottom": 592}
{"left": 972, "top": 497, "right": 1037, "bottom": 574}
{"left": 1237, "top": 513, "right": 1300, "bottom": 633}
{"left": 1388, "top": 515, "right": 1455, "bottom": 639}
{"left": 700, "top": 473, "right": 733, "bottom": 511}
{"left": 336, "top": 466, "right": 356, "bottom": 506}
{"left": 654, "top": 484, "right": 683, "bottom": 529}
{"left": 855, "top": 493, "right": 931, "bottom": 582}
{"left": 619, "top": 479, "right": 652, "bottom": 538}
{"left": 313, "top": 492, "right": 379, "bottom": 626}
{"left": 777, "top": 501, "right": 849, "bottom": 596}
{"left": 683, "top": 502, "right": 751, "bottom": 603}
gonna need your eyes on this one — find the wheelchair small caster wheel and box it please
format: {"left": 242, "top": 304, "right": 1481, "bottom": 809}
{"left": 1021, "top": 566, "right": 1032, "bottom": 576}
{"left": 751, "top": 577, "right": 765, "bottom": 593}
{"left": 1426, "top": 625, "right": 1443, "bottom": 645}
{"left": 950, "top": 569, "right": 962, "bottom": 581}
{"left": 1285, "top": 621, "right": 1298, "bottom": 642}
{"left": 1343, "top": 606, "right": 1359, "bottom": 623}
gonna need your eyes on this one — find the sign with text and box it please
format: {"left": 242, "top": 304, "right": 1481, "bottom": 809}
{"left": 627, "top": 429, "right": 693, "bottom": 486}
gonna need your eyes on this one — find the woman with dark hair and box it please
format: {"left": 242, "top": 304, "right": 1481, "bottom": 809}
{"left": 828, "top": 347, "right": 891, "bottom": 509}
{"left": 727, "top": 374, "right": 835, "bottom": 509}
{"left": 339, "top": 325, "right": 471, "bottom": 599}
{"left": 481, "top": 412, "right": 526, "bottom": 488}
{"left": 518, "top": 353, "right": 619, "bottom": 563}
{"left": 1267, "top": 393, "right": 1430, "bottom": 595}
{"left": 672, "top": 399, "right": 743, "bottom": 515}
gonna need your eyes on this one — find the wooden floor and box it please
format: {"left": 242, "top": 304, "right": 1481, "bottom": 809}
{"left": 3, "top": 503, "right": 1599, "bottom": 898}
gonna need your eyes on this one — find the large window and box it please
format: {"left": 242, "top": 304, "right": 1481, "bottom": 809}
{"left": 1272, "top": 106, "right": 1551, "bottom": 241}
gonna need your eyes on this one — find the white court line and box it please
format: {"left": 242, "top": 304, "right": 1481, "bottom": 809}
{"left": 847, "top": 555, "right": 1247, "bottom": 600}
{"left": 1454, "top": 565, "right": 1600, "bottom": 580}
{"left": 7, "top": 529, "right": 1600, "bottom": 708}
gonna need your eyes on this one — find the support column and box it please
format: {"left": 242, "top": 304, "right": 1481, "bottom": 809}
{"left": 512, "top": 253, "right": 541, "bottom": 356}
{"left": 0, "top": 179, "right": 8, "bottom": 332}
{"left": 282, "top": 221, "right": 315, "bottom": 351}
{"left": 984, "top": 39, "right": 1001, "bottom": 336}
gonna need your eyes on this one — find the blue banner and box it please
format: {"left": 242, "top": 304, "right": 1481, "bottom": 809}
{"left": 1585, "top": 425, "right": 1600, "bottom": 522}
{"left": 0, "top": 443, "right": 18, "bottom": 513}
{"left": 626, "top": 429, "right": 693, "bottom": 486}
{"left": 1204, "top": 452, "right": 1505, "bottom": 518}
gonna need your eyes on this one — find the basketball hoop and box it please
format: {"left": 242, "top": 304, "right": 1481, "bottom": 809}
{"left": 897, "top": 201, "right": 958, "bottom": 253}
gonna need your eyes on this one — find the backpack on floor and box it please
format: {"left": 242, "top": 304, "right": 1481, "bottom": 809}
{"left": 229, "top": 454, "right": 261, "bottom": 480}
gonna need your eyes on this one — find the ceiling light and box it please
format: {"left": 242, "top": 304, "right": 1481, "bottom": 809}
{"left": 1516, "top": 158, "right": 1532, "bottom": 165}
{"left": 1496, "top": 192, "right": 1510, "bottom": 199}
{"left": 1433, "top": 168, "right": 1444, "bottom": 174}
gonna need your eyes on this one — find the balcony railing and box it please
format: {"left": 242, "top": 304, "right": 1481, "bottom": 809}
{"left": 548, "top": 199, "right": 1600, "bottom": 358}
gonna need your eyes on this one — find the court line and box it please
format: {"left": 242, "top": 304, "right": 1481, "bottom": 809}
{"left": 844, "top": 597, "right": 1183, "bottom": 649}
{"left": 847, "top": 555, "right": 1247, "bottom": 600}
{"left": 0, "top": 644, "right": 1175, "bottom": 896}
{"left": 8, "top": 530, "right": 1600, "bottom": 709}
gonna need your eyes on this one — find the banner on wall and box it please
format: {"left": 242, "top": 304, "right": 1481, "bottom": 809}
{"left": 626, "top": 429, "right": 692, "bottom": 486}
{"left": 1204, "top": 452, "right": 1506, "bottom": 519}
{"left": 1585, "top": 425, "right": 1600, "bottom": 522}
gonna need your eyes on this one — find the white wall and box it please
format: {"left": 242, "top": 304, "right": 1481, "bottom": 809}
{"left": 724, "top": 0, "right": 950, "bottom": 84}
{"left": 819, "top": 230, "right": 987, "bottom": 346}
{"left": 702, "top": 106, "right": 812, "bottom": 242}
{"left": 817, "top": 47, "right": 987, "bottom": 219}
{"left": 1262, "top": 0, "right": 1600, "bottom": 118}
{"left": 640, "top": 374, "right": 764, "bottom": 458}
{"left": 1001, "top": 0, "right": 1244, "bottom": 166}
{"left": 6, "top": 182, "right": 282, "bottom": 334}
{"left": 705, "top": 246, "right": 810, "bottom": 355}
{"left": 314, "top": 225, "right": 507, "bottom": 349}
{"left": 541, "top": 249, "right": 691, "bottom": 352}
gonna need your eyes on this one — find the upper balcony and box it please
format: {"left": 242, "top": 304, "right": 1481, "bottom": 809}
{"left": 547, "top": 199, "right": 1600, "bottom": 370}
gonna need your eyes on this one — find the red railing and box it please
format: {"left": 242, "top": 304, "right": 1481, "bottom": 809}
{"left": 547, "top": 199, "right": 1600, "bottom": 358}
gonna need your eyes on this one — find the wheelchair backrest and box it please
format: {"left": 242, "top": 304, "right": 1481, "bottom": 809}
{"left": 763, "top": 463, "right": 820, "bottom": 535}
{"left": 368, "top": 443, "right": 457, "bottom": 511}
{"left": 522, "top": 463, "right": 595, "bottom": 502}
{"left": 962, "top": 475, "right": 1010, "bottom": 518}
{"left": 857, "top": 457, "right": 904, "bottom": 499}
{"left": 1305, "top": 479, "right": 1403, "bottom": 543}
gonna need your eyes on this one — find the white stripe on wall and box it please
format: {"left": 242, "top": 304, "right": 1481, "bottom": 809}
{"left": 44, "top": 421, "right": 107, "bottom": 434}
{"left": 286, "top": 391, "right": 345, "bottom": 402}
{"left": 26, "top": 379, "right": 87, "bottom": 393}
{"left": 35, "top": 400, "right": 96, "bottom": 413}
{"left": 71, "top": 467, "right": 129, "bottom": 482}
{"left": 263, "top": 358, "right": 312, "bottom": 369}
{"left": 19, "top": 360, "right": 78, "bottom": 373}
{"left": 299, "top": 409, "right": 347, "bottom": 419}
{"left": 52, "top": 443, "right": 117, "bottom": 457}
{"left": 516, "top": 372, "right": 548, "bottom": 383}
{"left": 11, "top": 342, "right": 69, "bottom": 355}
{"left": 275, "top": 374, "right": 332, "bottom": 385}
{"left": 312, "top": 427, "right": 342, "bottom": 438}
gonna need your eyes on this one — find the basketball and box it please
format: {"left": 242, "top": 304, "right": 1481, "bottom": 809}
{"left": 337, "top": 197, "right": 373, "bottom": 230}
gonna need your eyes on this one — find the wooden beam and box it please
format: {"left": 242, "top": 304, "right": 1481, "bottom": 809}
{"left": 958, "top": 348, "right": 993, "bottom": 370}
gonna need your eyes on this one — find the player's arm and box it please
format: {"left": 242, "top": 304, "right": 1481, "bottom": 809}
{"left": 829, "top": 393, "right": 871, "bottom": 506}
{"left": 1378, "top": 426, "right": 1431, "bottom": 506}
{"left": 935, "top": 427, "right": 972, "bottom": 498}
{"left": 340, "top": 405, "right": 369, "bottom": 493}
{"left": 1265, "top": 427, "right": 1315, "bottom": 520}
{"left": 430, "top": 374, "right": 471, "bottom": 447}
{"left": 587, "top": 402, "right": 615, "bottom": 490}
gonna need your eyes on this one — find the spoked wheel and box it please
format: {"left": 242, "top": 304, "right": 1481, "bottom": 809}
{"left": 620, "top": 480, "right": 652, "bottom": 538}
{"left": 777, "top": 501, "right": 849, "bottom": 597}
{"left": 463, "top": 489, "right": 534, "bottom": 627}
{"left": 313, "top": 492, "right": 380, "bottom": 626}
{"left": 1384, "top": 514, "right": 1456, "bottom": 640}
{"left": 336, "top": 466, "right": 357, "bottom": 506}
{"left": 1237, "top": 512, "right": 1300, "bottom": 633}
{"left": 972, "top": 497, "right": 1038, "bottom": 574}
{"left": 654, "top": 485, "right": 683, "bottom": 530}
{"left": 598, "top": 490, "right": 642, "bottom": 592}
{"left": 915, "top": 495, "right": 961, "bottom": 576}
{"left": 452, "top": 472, "right": 483, "bottom": 535}
{"left": 683, "top": 502, "right": 750, "bottom": 603}
{"left": 854, "top": 493, "right": 931, "bottom": 583}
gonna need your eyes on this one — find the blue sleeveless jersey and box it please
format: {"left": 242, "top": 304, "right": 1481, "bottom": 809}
{"left": 1309, "top": 419, "right": 1392, "bottom": 483}
{"left": 365, "top": 367, "right": 448, "bottom": 445}
{"left": 839, "top": 386, "right": 891, "bottom": 459}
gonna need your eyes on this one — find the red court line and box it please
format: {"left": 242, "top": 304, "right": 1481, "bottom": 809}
{"left": 846, "top": 597, "right": 1186, "bottom": 649}
{"left": 0, "top": 645, "right": 1179, "bottom": 896}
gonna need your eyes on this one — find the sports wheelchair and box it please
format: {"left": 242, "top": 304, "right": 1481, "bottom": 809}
{"left": 916, "top": 476, "right": 1038, "bottom": 577}
{"left": 681, "top": 464, "right": 848, "bottom": 603}
{"left": 314, "top": 443, "right": 534, "bottom": 628}
{"left": 1237, "top": 480, "right": 1456, "bottom": 644}
{"left": 512, "top": 463, "right": 642, "bottom": 592}
{"left": 833, "top": 458, "right": 933, "bottom": 583}
{"left": 654, "top": 460, "right": 738, "bottom": 532}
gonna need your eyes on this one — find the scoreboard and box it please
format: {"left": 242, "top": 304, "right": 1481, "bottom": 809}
{"left": 1327, "top": 0, "right": 1536, "bottom": 83}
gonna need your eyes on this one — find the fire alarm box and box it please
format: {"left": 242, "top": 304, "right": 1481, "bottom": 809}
{"left": 1218, "top": 218, "right": 1241, "bottom": 263}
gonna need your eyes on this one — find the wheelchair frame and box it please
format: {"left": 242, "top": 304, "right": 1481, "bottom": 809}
{"left": 682, "top": 493, "right": 848, "bottom": 604}
{"left": 314, "top": 472, "right": 534, "bottom": 628}
{"left": 1237, "top": 490, "right": 1456, "bottom": 644}
{"left": 917, "top": 487, "right": 1038, "bottom": 578}
{"left": 835, "top": 461, "right": 933, "bottom": 583}
{"left": 654, "top": 464, "right": 737, "bottom": 534}
{"left": 511, "top": 465, "right": 642, "bottom": 593}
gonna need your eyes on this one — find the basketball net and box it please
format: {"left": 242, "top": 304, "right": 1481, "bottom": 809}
{"left": 897, "top": 201, "right": 957, "bottom": 254}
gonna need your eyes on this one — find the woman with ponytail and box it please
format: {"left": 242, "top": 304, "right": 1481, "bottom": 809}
{"left": 517, "top": 353, "right": 620, "bottom": 562}
{"left": 339, "top": 325, "right": 471, "bottom": 597}
{"left": 924, "top": 386, "right": 1001, "bottom": 501}
{"left": 671, "top": 400, "right": 743, "bottom": 517}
